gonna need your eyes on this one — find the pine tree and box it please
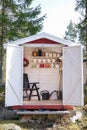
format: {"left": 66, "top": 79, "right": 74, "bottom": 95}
{"left": 75, "top": 0, "right": 87, "bottom": 54}
{"left": 64, "top": 20, "right": 78, "bottom": 42}
{"left": 75, "top": 0, "right": 87, "bottom": 84}
{"left": 0, "top": 0, "right": 45, "bottom": 85}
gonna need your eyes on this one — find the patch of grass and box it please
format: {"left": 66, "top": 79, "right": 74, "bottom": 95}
{"left": 84, "top": 85, "right": 87, "bottom": 96}
{"left": 84, "top": 85, "right": 87, "bottom": 104}
{"left": 0, "top": 86, "right": 5, "bottom": 106}
{"left": 0, "top": 86, "right": 5, "bottom": 93}
{"left": 0, "top": 120, "right": 31, "bottom": 129}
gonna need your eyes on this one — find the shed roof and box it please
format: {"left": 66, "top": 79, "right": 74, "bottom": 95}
{"left": 5, "top": 32, "right": 75, "bottom": 46}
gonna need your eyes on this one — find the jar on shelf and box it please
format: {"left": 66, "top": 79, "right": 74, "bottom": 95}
{"left": 33, "top": 59, "right": 37, "bottom": 63}
{"left": 52, "top": 59, "right": 55, "bottom": 63}
{"left": 55, "top": 64, "right": 59, "bottom": 68}
{"left": 44, "top": 63, "right": 50, "bottom": 68}
{"left": 36, "top": 64, "right": 39, "bottom": 68}
{"left": 32, "top": 64, "right": 37, "bottom": 68}
{"left": 57, "top": 53, "right": 60, "bottom": 57}
{"left": 42, "top": 52, "right": 45, "bottom": 56}
{"left": 32, "top": 50, "right": 37, "bottom": 57}
{"left": 40, "top": 63, "right": 44, "bottom": 68}
{"left": 47, "top": 59, "right": 51, "bottom": 63}
{"left": 49, "top": 52, "right": 52, "bottom": 57}
{"left": 43, "top": 59, "right": 46, "bottom": 63}
{"left": 50, "top": 63, "right": 54, "bottom": 68}
{"left": 38, "top": 59, "right": 42, "bottom": 63}
{"left": 53, "top": 53, "right": 56, "bottom": 57}
{"left": 46, "top": 52, "right": 49, "bottom": 57}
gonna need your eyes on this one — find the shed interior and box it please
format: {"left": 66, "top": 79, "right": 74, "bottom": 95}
{"left": 23, "top": 45, "right": 64, "bottom": 106}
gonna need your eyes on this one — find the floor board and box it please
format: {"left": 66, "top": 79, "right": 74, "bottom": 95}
{"left": 23, "top": 99, "right": 62, "bottom": 105}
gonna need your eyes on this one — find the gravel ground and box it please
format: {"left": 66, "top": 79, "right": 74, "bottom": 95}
{"left": 0, "top": 91, "right": 87, "bottom": 130}
{"left": 0, "top": 106, "right": 87, "bottom": 130}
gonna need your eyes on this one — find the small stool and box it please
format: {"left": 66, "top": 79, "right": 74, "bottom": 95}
{"left": 29, "top": 82, "right": 40, "bottom": 100}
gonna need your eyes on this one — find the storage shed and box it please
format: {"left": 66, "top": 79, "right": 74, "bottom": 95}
{"left": 5, "top": 32, "right": 84, "bottom": 111}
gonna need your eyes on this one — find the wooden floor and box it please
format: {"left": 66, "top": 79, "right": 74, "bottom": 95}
{"left": 23, "top": 100, "right": 62, "bottom": 105}
{"left": 23, "top": 99, "right": 62, "bottom": 105}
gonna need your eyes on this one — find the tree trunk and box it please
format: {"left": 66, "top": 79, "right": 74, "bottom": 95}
{"left": 85, "top": 3, "right": 87, "bottom": 85}
{"left": 0, "top": 0, "right": 5, "bottom": 86}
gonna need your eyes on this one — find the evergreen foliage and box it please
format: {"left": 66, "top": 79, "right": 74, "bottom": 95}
{"left": 64, "top": 20, "right": 78, "bottom": 42}
{"left": 64, "top": 0, "right": 87, "bottom": 59}
{"left": 0, "top": 0, "right": 45, "bottom": 85}
{"left": 75, "top": 0, "right": 87, "bottom": 64}
{"left": 75, "top": 0, "right": 87, "bottom": 45}
{"left": 64, "top": 0, "right": 87, "bottom": 84}
{"left": 0, "top": 0, "right": 45, "bottom": 42}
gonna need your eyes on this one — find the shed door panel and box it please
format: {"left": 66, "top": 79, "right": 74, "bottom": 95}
{"left": 63, "top": 45, "right": 83, "bottom": 106}
{"left": 5, "top": 45, "right": 23, "bottom": 106}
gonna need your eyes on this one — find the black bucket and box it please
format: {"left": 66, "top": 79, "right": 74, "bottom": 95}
{"left": 40, "top": 90, "right": 49, "bottom": 100}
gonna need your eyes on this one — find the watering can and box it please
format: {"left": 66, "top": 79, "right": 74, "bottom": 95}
{"left": 40, "top": 90, "right": 58, "bottom": 100}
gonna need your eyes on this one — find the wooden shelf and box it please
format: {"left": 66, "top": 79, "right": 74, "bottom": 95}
{"left": 31, "top": 56, "right": 57, "bottom": 59}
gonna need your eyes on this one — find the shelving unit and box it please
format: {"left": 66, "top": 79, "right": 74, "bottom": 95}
{"left": 31, "top": 54, "right": 62, "bottom": 69}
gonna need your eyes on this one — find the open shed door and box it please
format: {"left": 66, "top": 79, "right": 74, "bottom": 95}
{"left": 63, "top": 45, "right": 84, "bottom": 106}
{"left": 5, "top": 44, "right": 23, "bottom": 106}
